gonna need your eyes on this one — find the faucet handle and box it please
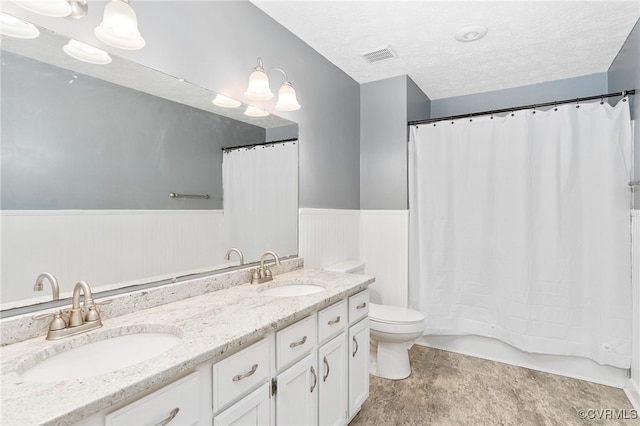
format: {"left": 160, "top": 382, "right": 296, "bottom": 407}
{"left": 85, "top": 305, "right": 101, "bottom": 322}
{"left": 32, "top": 310, "right": 67, "bottom": 331}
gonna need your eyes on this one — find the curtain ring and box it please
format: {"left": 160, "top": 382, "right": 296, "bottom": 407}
{"left": 511, "top": 110, "right": 515, "bottom": 117}
{"left": 623, "top": 91, "right": 628, "bottom": 102}
{"left": 575, "top": 98, "right": 580, "bottom": 108}
{"left": 554, "top": 101, "right": 558, "bottom": 111}
{"left": 490, "top": 112, "right": 494, "bottom": 120}
{"left": 532, "top": 105, "right": 536, "bottom": 114}
{"left": 600, "top": 95, "right": 604, "bottom": 105}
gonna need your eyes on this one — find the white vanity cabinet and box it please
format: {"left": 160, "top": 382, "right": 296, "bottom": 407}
{"left": 347, "top": 290, "right": 370, "bottom": 421}
{"left": 73, "top": 289, "right": 370, "bottom": 426}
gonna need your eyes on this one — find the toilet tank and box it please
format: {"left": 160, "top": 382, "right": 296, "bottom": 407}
{"left": 323, "top": 261, "right": 365, "bottom": 275}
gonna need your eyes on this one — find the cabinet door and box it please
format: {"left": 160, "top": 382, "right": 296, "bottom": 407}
{"left": 276, "top": 352, "right": 318, "bottom": 426}
{"left": 214, "top": 382, "right": 270, "bottom": 426}
{"left": 318, "top": 333, "right": 347, "bottom": 426}
{"left": 348, "top": 318, "right": 369, "bottom": 418}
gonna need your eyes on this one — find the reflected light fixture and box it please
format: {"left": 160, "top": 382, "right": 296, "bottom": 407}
{"left": 0, "top": 13, "right": 40, "bottom": 38}
{"left": 9, "top": 0, "right": 72, "bottom": 17}
{"left": 244, "top": 105, "right": 270, "bottom": 117}
{"left": 244, "top": 57, "right": 301, "bottom": 111}
{"left": 213, "top": 94, "right": 241, "bottom": 108}
{"left": 63, "top": 39, "right": 112, "bottom": 64}
{"left": 94, "top": 0, "right": 145, "bottom": 50}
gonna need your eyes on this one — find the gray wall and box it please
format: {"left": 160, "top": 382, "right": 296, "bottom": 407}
{"left": 1, "top": 51, "right": 264, "bottom": 210}
{"left": 2, "top": 1, "right": 361, "bottom": 210}
{"left": 608, "top": 18, "right": 640, "bottom": 205}
{"left": 431, "top": 72, "right": 609, "bottom": 117}
{"left": 360, "top": 76, "right": 431, "bottom": 210}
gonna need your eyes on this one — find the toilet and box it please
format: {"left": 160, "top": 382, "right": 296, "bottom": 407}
{"left": 323, "top": 261, "right": 425, "bottom": 380}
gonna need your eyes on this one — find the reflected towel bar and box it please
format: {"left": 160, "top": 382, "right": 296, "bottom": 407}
{"left": 169, "top": 192, "right": 210, "bottom": 199}
{"left": 628, "top": 181, "right": 640, "bottom": 187}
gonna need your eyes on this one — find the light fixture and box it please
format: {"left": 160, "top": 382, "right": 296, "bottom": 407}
{"left": 244, "top": 57, "right": 301, "bottom": 111}
{"left": 94, "top": 0, "right": 145, "bottom": 50}
{"left": 455, "top": 25, "right": 488, "bottom": 42}
{"left": 63, "top": 39, "right": 112, "bottom": 64}
{"left": 0, "top": 13, "right": 40, "bottom": 39}
{"left": 244, "top": 58, "right": 274, "bottom": 101}
{"left": 9, "top": 0, "right": 72, "bottom": 17}
{"left": 244, "top": 106, "right": 270, "bottom": 118}
{"left": 213, "top": 94, "right": 241, "bottom": 108}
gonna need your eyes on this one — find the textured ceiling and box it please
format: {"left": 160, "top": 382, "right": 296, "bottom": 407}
{"left": 251, "top": 1, "right": 640, "bottom": 100}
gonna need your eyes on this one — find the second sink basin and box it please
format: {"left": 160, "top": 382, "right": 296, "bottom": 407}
{"left": 20, "top": 330, "right": 181, "bottom": 382}
{"left": 259, "top": 278, "right": 326, "bottom": 297}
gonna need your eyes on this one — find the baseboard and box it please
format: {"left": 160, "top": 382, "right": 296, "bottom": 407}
{"left": 625, "top": 378, "right": 640, "bottom": 410}
{"left": 416, "top": 335, "right": 628, "bottom": 389}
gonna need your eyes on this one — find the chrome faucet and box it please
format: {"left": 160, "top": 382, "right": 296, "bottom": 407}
{"left": 225, "top": 247, "right": 244, "bottom": 265}
{"left": 36, "top": 280, "right": 103, "bottom": 340}
{"left": 251, "top": 251, "right": 281, "bottom": 284}
{"left": 33, "top": 273, "right": 60, "bottom": 301}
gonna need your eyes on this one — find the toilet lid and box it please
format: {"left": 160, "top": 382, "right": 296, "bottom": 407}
{"left": 368, "top": 303, "right": 424, "bottom": 324}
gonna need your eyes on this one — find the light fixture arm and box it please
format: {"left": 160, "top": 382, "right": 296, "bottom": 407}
{"left": 269, "top": 67, "right": 291, "bottom": 85}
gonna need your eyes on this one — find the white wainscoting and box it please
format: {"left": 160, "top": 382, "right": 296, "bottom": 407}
{"left": 360, "top": 210, "right": 409, "bottom": 307}
{"left": 628, "top": 211, "right": 640, "bottom": 408}
{"left": 298, "top": 208, "right": 360, "bottom": 270}
{"left": 1, "top": 210, "right": 225, "bottom": 308}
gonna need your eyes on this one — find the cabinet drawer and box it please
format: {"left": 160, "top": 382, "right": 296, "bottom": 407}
{"left": 105, "top": 372, "right": 199, "bottom": 426}
{"left": 318, "top": 300, "right": 347, "bottom": 344}
{"left": 276, "top": 314, "right": 317, "bottom": 371}
{"left": 213, "top": 338, "right": 271, "bottom": 413}
{"left": 348, "top": 290, "right": 369, "bottom": 325}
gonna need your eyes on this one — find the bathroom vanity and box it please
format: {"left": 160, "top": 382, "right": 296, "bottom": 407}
{"left": 0, "top": 264, "right": 373, "bottom": 425}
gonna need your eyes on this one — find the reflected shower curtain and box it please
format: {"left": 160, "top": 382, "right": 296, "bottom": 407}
{"left": 223, "top": 141, "right": 298, "bottom": 263}
{"left": 408, "top": 99, "right": 632, "bottom": 368}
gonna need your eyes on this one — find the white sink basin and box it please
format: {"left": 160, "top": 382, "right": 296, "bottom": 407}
{"left": 20, "top": 332, "right": 181, "bottom": 382}
{"left": 259, "top": 278, "right": 326, "bottom": 297}
{"left": 261, "top": 284, "right": 324, "bottom": 297}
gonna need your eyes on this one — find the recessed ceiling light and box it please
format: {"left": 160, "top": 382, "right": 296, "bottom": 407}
{"left": 244, "top": 105, "right": 269, "bottom": 117}
{"left": 0, "top": 13, "right": 40, "bottom": 39}
{"left": 213, "top": 94, "right": 241, "bottom": 108}
{"left": 63, "top": 39, "right": 112, "bottom": 64}
{"left": 455, "top": 25, "right": 488, "bottom": 42}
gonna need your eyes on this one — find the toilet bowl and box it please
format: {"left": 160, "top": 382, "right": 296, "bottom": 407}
{"left": 368, "top": 302, "right": 424, "bottom": 379}
{"left": 323, "top": 261, "right": 425, "bottom": 380}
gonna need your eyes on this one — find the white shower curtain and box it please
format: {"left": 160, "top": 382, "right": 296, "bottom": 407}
{"left": 223, "top": 141, "right": 298, "bottom": 263}
{"left": 409, "top": 99, "right": 633, "bottom": 368}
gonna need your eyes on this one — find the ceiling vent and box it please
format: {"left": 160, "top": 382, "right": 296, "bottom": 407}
{"left": 360, "top": 45, "right": 397, "bottom": 64}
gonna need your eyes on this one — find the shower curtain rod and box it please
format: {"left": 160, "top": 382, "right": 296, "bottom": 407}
{"left": 408, "top": 90, "right": 636, "bottom": 126}
{"left": 221, "top": 137, "right": 297, "bottom": 152}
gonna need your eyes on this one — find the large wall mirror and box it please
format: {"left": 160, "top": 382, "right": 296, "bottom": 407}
{"left": 1, "top": 25, "right": 299, "bottom": 315}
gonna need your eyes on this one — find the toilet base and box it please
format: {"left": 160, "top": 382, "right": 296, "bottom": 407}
{"left": 369, "top": 341, "right": 411, "bottom": 380}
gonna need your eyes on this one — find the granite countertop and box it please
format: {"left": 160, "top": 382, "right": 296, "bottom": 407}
{"left": 0, "top": 268, "right": 373, "bottom": 425}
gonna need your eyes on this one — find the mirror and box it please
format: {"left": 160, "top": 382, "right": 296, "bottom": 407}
{"left": 0, "top": 25, "right": 299, "bottom": 314}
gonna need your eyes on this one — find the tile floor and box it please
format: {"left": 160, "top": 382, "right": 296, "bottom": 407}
{"left": 349, "top": 345, "right": 638, "bottom": 425}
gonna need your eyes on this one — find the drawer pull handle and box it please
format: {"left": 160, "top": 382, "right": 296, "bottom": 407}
{"left": 153, "top": 408, "right": 179, "bottom": 426}
{"left": 289, "top": 335, "right": 307, "bottom": 348}
{"left": 323, "top": 356, "right": 330, "bottom": 382}
{"left": 310, "top": 365, "right": 317, "bottom": 393}
{"left": 328, "top": 316, "right": 341, "bottom": 325}
{"left": 356, "top": 302, "right": 367, "bottom": 310}
{"left": 232, "top": 364, "right": 258, "bottom": 382}
{"left": 352, "top": 336, "right": 359, "bottom": 357}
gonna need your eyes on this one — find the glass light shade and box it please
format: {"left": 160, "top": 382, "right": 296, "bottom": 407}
{"left": 63, "top": 40, "right": 112, "bottom": 65}
{"left": 244, "top": 70, "right": 274, "bottom": 101}
{"left": 0, "top": 13, "right": 40, "bottom": 39}
{"left": 212, "top": 94, "right": 241, "bottom": 108}
{"left": 244, "top": 106, "right": 270, "bottom": 117}
{"left": 10, "top": 0, "right": 71, "bottom": 17}
{"left": 94, "top": 0, "right": 145, "bottom": 50}
{"left": 275, "top": 83, "right": 301, "bottom": 111}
